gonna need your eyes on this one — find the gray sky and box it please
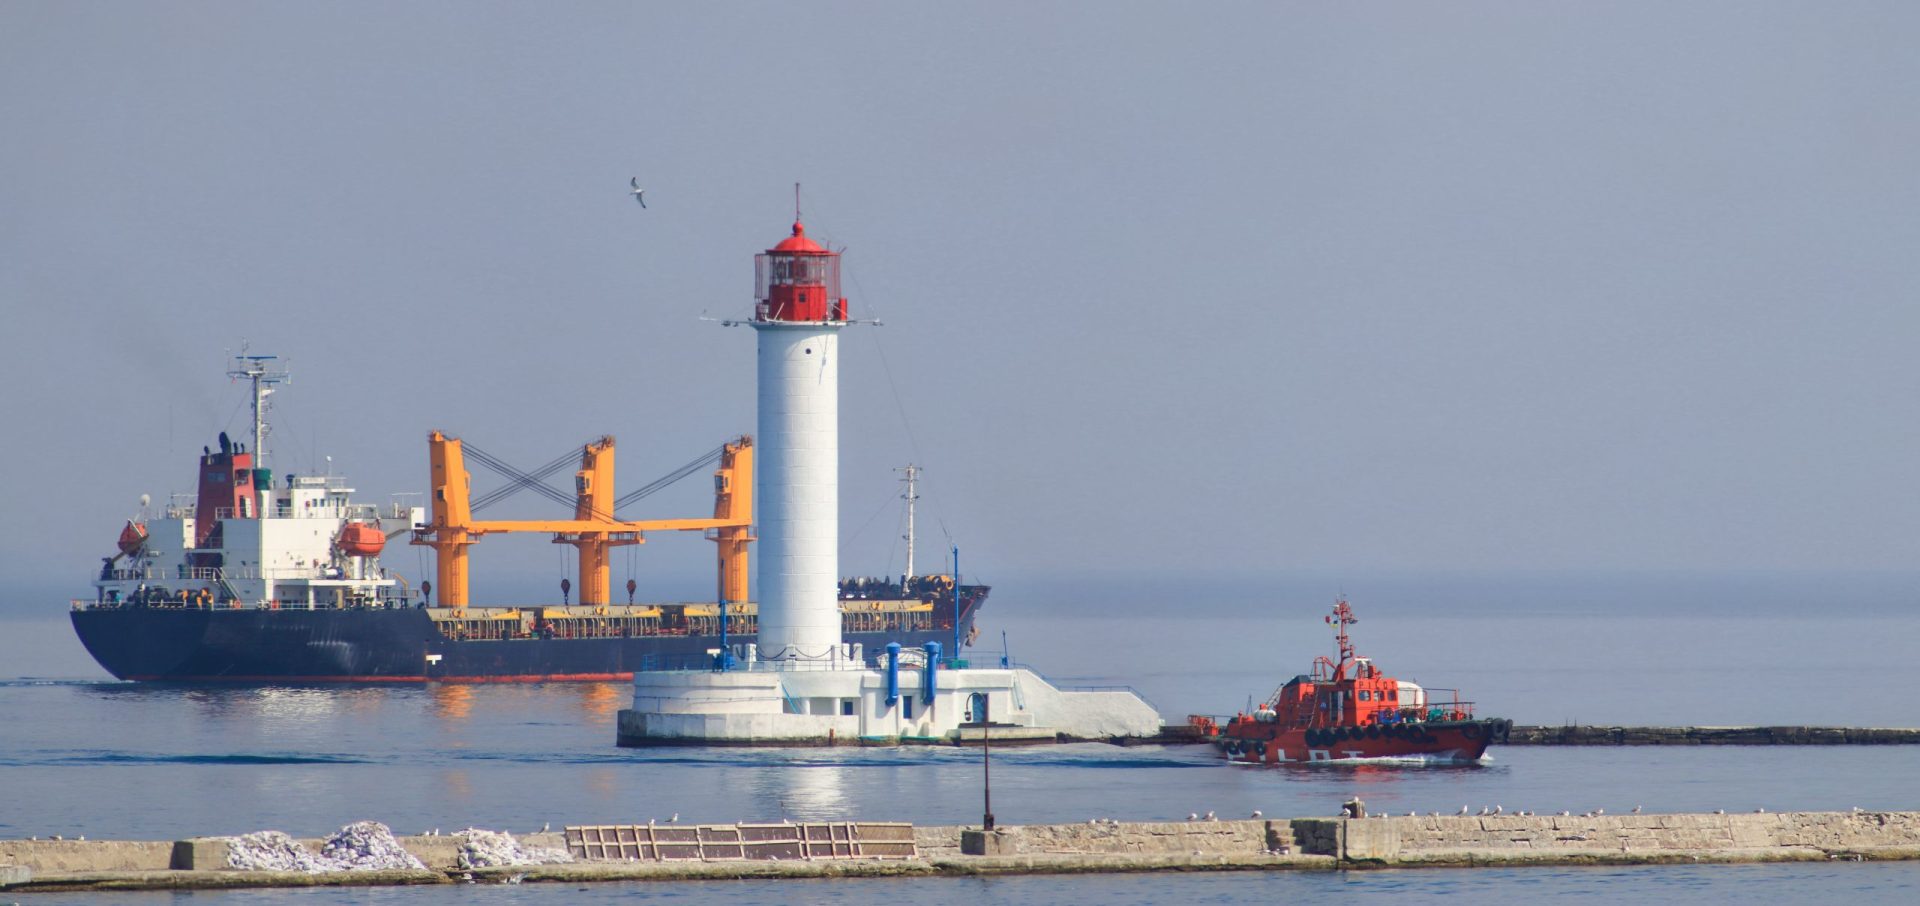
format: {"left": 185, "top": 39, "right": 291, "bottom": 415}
{"left": 4, "top": 2, "right": 1919, "bottom": 618}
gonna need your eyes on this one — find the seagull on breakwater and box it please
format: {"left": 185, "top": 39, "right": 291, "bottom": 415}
{"left": 1632, "top": 805, "right": 1642, "bottom": 814}
{"left": 630, "top": 178, "right": 646, "bottom": 208}
{"left": 542, "top": 822, "right": 550, "bottom": 833}
{"left": 1492, "top": 805, "right": 1503, "bottom": 815}
{"left": 1594, "top": 808, "right": 1605, "bottom": 816}
{"left": 669, "top": 813, "right": 680, "bottom": 824}
{"left": 1478, "top": 807, "right": 1490, "bottom": 816}
{"left": 1188, "top": 812, "right": 1199, "bottom": 821}
{"left": 1714, "top": 810, "right": 1726, "bottom": 815}
{"left": 1205, "top": 811, "right": 1218, "bottom": 822}
{"left": 1459, "top": 806, "right": 1470, "bottom": 815}
{"left": 1251, "top": 810, "right": 1262, "bottom": 819}
{"left": 1559, "top": 811, "right": 1571, "bottom": 817}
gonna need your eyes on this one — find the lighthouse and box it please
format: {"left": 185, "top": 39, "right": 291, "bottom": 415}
{"left": 750, "top": 219, "right": 849, "bottom": 665}
{"left": 617, "top": 204, "right": 1162, "bottom": 747}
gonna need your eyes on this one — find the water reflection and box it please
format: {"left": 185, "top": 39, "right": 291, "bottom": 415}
{"left": 753, "top": 763, "right": 851, "bottom": 822}
{"left": 430, "top": 683, "right": 473, "bottom": 722}
{"left": 574, "top": 682, "right": 624, "bottom": 721}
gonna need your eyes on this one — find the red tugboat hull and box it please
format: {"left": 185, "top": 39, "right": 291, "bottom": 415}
{"left": 1219, "top": 718, "right": 1512, "bottom": 765}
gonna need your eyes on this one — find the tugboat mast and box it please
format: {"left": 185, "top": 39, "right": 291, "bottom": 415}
{"left": 898, "top": 463, "right": 919, "bottom": 581}
{"left": 1328, "top": 596, "right": 1358, "bottom": 666}
{"left": 227, "top": 350, "right": 289, "bottom": 470}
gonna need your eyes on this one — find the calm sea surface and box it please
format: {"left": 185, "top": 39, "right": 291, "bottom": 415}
{"left": 2, "top": 610, "right": 1917, "bottom": 901}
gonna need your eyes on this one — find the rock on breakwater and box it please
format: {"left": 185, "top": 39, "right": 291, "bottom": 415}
{"left": 1508, "top": 726, "right": 1920, "bottom": 745}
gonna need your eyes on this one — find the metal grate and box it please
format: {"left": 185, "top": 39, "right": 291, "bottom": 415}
{"left": 566, "top": 822, "right": 915, "bottom": 862}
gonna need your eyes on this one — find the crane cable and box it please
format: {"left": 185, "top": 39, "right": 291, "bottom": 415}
{"left": 462, "top": 439, "right": 729, "bottom": 521}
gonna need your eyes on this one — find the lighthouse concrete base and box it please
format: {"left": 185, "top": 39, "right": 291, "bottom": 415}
{"left": 616, "top": 665, "right": 1160, "bottom": 747}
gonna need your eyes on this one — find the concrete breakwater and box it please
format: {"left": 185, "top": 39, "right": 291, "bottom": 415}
{"left": 4, "top": 812, "right": 1918, "bottom": 892}
{"left": 1508, "top": 726, "right": 1920, "bottom": 745}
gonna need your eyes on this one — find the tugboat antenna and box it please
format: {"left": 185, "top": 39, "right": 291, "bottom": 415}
{"left": 227, "top": 345, "right": 289, "bottom": 471}
{"left": 1328, "top": 596, "right": 1358, "bottom": 668}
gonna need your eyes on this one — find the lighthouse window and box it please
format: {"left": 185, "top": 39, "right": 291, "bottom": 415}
{"left": 804, "top": 347, "right": 812, "bottom": 354}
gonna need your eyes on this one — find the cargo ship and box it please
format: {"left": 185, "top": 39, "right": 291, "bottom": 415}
{"left": 69, "top": 355, "right": 987, "bottom": 682}
{"left": 1191, "top": 598, "right": 1509, "bottom": 764}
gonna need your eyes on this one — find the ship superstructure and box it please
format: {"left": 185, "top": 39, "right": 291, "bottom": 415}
{"left": 89, "top": 354, "right": 421, "bottom": 614}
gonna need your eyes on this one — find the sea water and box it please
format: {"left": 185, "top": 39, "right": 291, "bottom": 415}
{"left": 1, "top": 608, "right": 1916, "bottom": 902}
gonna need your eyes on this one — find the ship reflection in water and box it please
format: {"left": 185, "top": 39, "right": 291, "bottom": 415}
{"left": 430, "top": 683, "right": 474, "bottom": 722}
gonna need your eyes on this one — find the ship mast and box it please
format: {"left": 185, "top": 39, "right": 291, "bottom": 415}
{"left": 1328, "top": 596, "right": 1358, "bottom": 667}
{"left": 228, "top": 349, "right": 289, "bottom": 470}
{"left": 898, "top": 463, "right": 919, "bottom": 581}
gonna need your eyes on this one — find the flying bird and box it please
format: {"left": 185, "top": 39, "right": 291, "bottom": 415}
{"left": 630, "top": 178, "right": 646, "bottom": 208}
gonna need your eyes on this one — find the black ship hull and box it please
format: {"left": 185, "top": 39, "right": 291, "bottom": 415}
{"left": 71, "top": 590, "right": 988, "bottom": 683}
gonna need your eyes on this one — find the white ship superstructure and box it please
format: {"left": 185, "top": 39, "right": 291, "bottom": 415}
{"left": 89, "top": 355, "right": 422, "bottom": 613}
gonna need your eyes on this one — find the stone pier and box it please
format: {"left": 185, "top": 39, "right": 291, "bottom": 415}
{"left": 3, "top": 812, "right": 1917, "bottom": 893}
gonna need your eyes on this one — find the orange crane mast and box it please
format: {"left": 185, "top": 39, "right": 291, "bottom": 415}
{"left": 412, "top": 431, "right": 754, "bottom": 612}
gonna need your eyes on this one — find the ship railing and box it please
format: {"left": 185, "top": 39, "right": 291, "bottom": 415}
{"left": 1381, "top": 702, "right": 1477, "bottom": 723}
{"left": 1007, "top": 662, "right": 1161, "bottom": 712}
{"left": 103, "top": 567, "right": 167, "bottom": 581}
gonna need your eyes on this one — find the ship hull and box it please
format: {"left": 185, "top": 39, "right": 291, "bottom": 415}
{"left": 72, "top": 602, "right": 985, "bottom": 683}
{"left": 1216, "top": 718, "right": 1513, "bottom": 765}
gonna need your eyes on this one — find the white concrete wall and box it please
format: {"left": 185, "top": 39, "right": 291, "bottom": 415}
{"left": 752, "top": 323, "right": 843, "bottom": 663}
{"left": 624, "top": 667, "right": 1160, "bottom": 743}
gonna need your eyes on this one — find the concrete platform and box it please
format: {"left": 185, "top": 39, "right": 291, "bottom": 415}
{"left": 618, "top": 665, "right": 1161, "bottom": 747}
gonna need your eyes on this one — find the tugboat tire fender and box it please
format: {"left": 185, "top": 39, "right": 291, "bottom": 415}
{"left": 1463, "top": 723, "right": 1483, "bottom": 741}
{"left": 1365, "top": 726, "right": 1380, "bottom": 740}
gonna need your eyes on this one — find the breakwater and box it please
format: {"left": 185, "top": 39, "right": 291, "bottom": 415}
{"left": 1508, "top": 726, "right": 1920, "bottom": 745}
{"left": 5, "top": 811, "right": 1917, "bottom": 892}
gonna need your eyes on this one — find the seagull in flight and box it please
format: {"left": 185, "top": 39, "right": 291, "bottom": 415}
{"left": 630, "top": 177, "right": 646, "bottom": 208}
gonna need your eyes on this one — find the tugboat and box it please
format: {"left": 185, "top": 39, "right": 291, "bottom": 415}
{"left": 1198, "top": 598, "right": 1510, "bottom": 764}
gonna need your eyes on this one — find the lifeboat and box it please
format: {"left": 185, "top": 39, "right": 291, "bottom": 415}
{"left": 1196, "top": 597, "right": 1510, "bottom": 765}
{"left": 336, "top": 522, "right": 387, "bottom": 557}
{"left": 117, "top": 520, "right": 148, "bottom": 557}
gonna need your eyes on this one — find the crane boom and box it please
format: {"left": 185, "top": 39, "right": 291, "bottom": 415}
{"left": 411, "top": 432, "right": 754, "bottom": 611}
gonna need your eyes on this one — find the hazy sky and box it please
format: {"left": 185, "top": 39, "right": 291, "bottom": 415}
{"left": 4, "top": 3, "right": 1919, "bottom": 618}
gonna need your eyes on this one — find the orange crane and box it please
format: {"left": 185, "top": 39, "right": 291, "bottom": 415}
{"left": 411, "top": 431, "right": 754, "bottom": 613}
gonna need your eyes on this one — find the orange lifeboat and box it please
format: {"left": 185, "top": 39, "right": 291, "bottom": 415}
{"left": 337, "top": 522, "right": 387, "bottom": 557}
{"left": 117, "top": 520, "right": 148, "bottom": 557}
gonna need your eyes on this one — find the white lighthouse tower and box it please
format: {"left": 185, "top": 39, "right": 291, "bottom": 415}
{"left": 750, "top": 219, "right": 849, "bottom": 665}
{"left": 617, "top": 207, "right": 1161, "bottom": 747}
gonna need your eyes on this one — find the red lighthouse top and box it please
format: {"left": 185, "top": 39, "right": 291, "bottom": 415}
{"left": 755, "top": 220, "right": 846, "bottom": 323}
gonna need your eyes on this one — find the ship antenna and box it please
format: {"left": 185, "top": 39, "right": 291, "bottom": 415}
{"left": 1330, "top": 596, "right": 1358, "bottom": 666}
{"left": 227, "top": 345, "right": 289, "bottom": 471}
{"left": 897, "top": 464, "right": 919, "bottom": 582}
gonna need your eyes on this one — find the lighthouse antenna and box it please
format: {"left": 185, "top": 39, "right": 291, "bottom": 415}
{"left": 794, "top": 182, "right": 802, "bottom": 224}
{"left": 897, "top": 464, "right": 919, "bottom": 582}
